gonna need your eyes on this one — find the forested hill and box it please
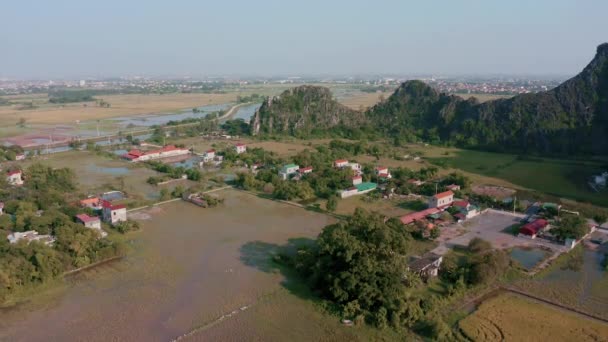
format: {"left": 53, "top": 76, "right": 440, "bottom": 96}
{"left": 368, "top": 43, "right": 608, "bottom": 155}
{"left": 250, "top": 85, "right": 367, "bottom": 136}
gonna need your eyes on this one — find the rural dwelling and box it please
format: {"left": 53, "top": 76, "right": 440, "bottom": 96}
{"left": 102, "top": 201, "right": 127, "bottom": 225}
{"left": 407, "top": 179, "right": 425, "bottom": 186}
{"left": 235, "top": 143, "right": 247, "bottom": 154}
{"left": 15, "top": 153, "right": 26, "bottom": 161}
{"left": 518, "top": 219, "right": 549, "bottom": 239}
{"left": 352, "top": 175, "right": 363, "bottom": 185}
{"left": 408, "top": 253, "right": 443, "bottom": 280}
{"left": 202, "top": 149, "right": 217, "bottom": 162}
{"left": 299, "top": 166, "right": 313, "bottom": 174}
{"left": 400, "top": 208, "right": 441, "bottom": 225}
{"left": 0, "top": 202, "right": 3, "bottom": 215}
{"left": 446, "top": 184, "right": 461, "bottom": 191}
{"left": 6, "top": 170, "right": 23, "bottom": 186}
{"left": 347, "top": 162, "right": 362, "bottom": 175}
{"left": 334, "top": 159, "right": 349, "bottom": 168}
{"left": 80, "top": 197, "right": 102, "bottom": 210}
{"left": 428, "top": 190, "right": 454, "bottom": 208}
{"left": 279, "top": 163, "right": 300, "bottom": 180}
{"left": 75, "top": 214, "right": 102, "bottom": 229}
{"left": 7, "top": 231, "right": 55, "bottom": 246}
{"left": 375, "top": 166, "right": 391, "bottom": 179}
{"left": 122, "top": 145, "right": 190, "bottom": 162}
{"left": 338, "top": 182, "right": 377, "bottom": 198}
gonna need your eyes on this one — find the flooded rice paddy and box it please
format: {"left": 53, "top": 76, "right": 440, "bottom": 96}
{"left": 512, "top": 248, "right": 608, "bottom": 319}
{"left": 0, "top": 190, "right": 339, "bottom": 341}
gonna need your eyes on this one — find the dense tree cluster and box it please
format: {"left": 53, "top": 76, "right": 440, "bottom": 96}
{"left": 291, "top": 209, "right": 425, "bottom": 329}
{"left": 440, "top": 238, "right": 510, "bottom": 289}
{"left": 551, "top": 215, "right": 590, "bottom": 241}
{"left": 0, "top": 164, "right": 126, "bottom": 303}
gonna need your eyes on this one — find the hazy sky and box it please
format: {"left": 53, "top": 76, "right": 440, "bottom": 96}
{"left": 1, "top": 0, "right": 607, "bottom": 79}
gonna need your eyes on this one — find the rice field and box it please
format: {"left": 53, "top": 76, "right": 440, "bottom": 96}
{"left": 459, "top": 292, "right": 608, "bottom": 342}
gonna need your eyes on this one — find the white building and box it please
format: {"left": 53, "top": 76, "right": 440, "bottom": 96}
{"left": 428, "top": 190, "right": 454, "bottom": 208}
{"left": 203, "top": 149, "right": 216, "bottom": 162}
{"left": 8, "top": 231, "right": 55, "bottom": 246}
{"left": 347, "top": 162, "right": 362, "bottom": 174}
{"left": 76, "top": 214, "right": 107, "bottom": 237}
{"left": 279, "top": 164, "right": 300, "bottom": 180}
{"left": 102, "top": 201, "right": 127, "bottom": 225}
{"left": 334, "top": 159, "right": 349, "bottom": 168}
{"left": 6, "top": 170, "right": 23, "bottom": 186}
{"left": 15, "top": 153, "right": 26, "bottom": 161}
{"left": 0, "top": 202, "right": 3, "bottom": 215}
{"left": 235, "top": 143, "right": 247, "bottom": 154}
{"left": 352, "top": 176, "right": 362, "bottom": 185}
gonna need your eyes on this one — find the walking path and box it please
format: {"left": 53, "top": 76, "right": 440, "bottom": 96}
{"left": 127, "top": 186, "right": 232, "bottom": 212}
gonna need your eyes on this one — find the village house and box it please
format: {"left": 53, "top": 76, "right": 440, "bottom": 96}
{"left": 102, "top": 201, "right": 127, "bottom": 225}
{"left": 452, "top": 200, "right": 480, "bottom": 219}
{"left": 299, "top": 166, "right": 313, "bottom": 174}
{"left": 446, "top": 184, "right": 461, "bottom": 191}
{"left": 338, "top": 182, "right": 377, "bottom": 198}
{"left": 203, "top": 149, "right": 216, "bottom": 162}
{"left": 0, "top": 202, "right": 3, "bottom": 215}
{"left": 6, "top": 170, "right": 23, "bottom": 186}
{"left": 235, "top": 143, "right": 247, "bottom": 154}
{"left": 80, "top": 197, "right": 102, "bottom": 210}
{"left": 518, "top": 218, "right": 549, "bottom": 239}
{"left": 352, "top": 175, "right": 362, "bottom": 185}
{"left": 408, "top": 253, "right": 443, "bottom": 280}
{"left": 400, "top": 207, "right": 441, "bottom": 225}
{"left": 346, "top": 162, "right": 362, "bottom": 175}
{"left": 279, "top": 163, "right": 300, "bottom": 180}
{"left": 75, "top": 214, "right": 102, "bottom": 229}
{"left": 428, "top": 190, "right": 454, "bottom": 208}
{"left": 375, "top": 166, "right": 392, "bottom": 180}
{"left": 122, "top": 145, "right": 190, "bottom": 162}
{"left": 15, "top": 153, "right": 26, "bottom": 161}
{"left": 334, "top": 159, "right": 349, "bottom": 168}
{"left": 76, "top": 214, "right": 107, "bottom": 237}
{"left": 407, "top": 179, "right": 425, "bottom": 187}
{"left": 7, "top": 231, "right": 55, "bottom": 246}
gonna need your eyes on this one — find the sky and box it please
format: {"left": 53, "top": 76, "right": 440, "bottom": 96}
{"left": 1, "top": 0, "right": 607, "bottom": 79}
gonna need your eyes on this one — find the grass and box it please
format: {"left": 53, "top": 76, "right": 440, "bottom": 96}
{"left": 459, "top": 292, "right": 608, "bottom": 341}
{"left": 424, "top": 146, "right": 607, "bottom": 206}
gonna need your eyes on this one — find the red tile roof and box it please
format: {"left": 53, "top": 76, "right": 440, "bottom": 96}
{"left": 335, "top": 159, "right": 348, "bottom": 164}
{"left": 433, "top": 190, "right": 454, "bottom": 199}
{"left": 400, "top": 208, "right": 440, "bottom": 225}
{"left": 352, "top": 175, "right": 362, "bottom": 180}
{"left": 102, "top": 200, "right": 126, "bottom": 210}
{"left": 7, "top": 170, "right": 21, "bottom": 176}
{"left": 299, "top": 166, "right": 313, "bottom": 172}
{"left": 519, "top": 219, "right": 548, "bottom": 236}
{"left": 235, "top": 143, "right": 246, "bottom": 147}
{"left": 75, "top": 214, "right": 100, "bottom": 223}
{"left": 453, "top": 201, "right": 469, "bottom": 208}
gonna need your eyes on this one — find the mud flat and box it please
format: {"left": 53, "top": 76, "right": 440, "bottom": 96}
{"left": 0, "top": 190, "right": 339, "bottom": 341}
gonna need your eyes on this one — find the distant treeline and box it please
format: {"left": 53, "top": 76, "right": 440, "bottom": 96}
{"left": 48, "top": 90, "right": 96, "bottom": 103}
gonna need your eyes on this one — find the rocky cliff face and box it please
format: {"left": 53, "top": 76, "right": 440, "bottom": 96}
{"left": 250, "top": 85, "right": 367, "bottom": 135}
{"left": 368, "top": 43, "right": 608, "bottom": 155}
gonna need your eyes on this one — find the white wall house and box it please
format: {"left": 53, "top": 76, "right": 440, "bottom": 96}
{"left": 102, "top": 201, "right": 127, "bottom": 225}
{"left": 6, "top": 170, "right": 23, "bottom": 186}
{"left": 428, "top": 191, "right": 454, "bottom": 208}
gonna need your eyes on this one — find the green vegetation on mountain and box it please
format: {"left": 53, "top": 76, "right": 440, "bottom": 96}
{"left": 370, "top": 43, "right": 608, "bottom": 155}
{"left": 252, "top": 43, "right": 608, "bottom": 156}
{"left": 250, "top": 85, "right": 367, "bottom": 137}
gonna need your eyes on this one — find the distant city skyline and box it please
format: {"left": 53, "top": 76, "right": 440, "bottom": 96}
{"left": 1, "top": 0, "right": 607, "bottom": 79}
